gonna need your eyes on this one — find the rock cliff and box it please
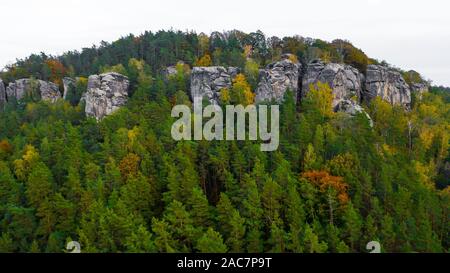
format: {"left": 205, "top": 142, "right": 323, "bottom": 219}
{"left": 364, "top": 65, "right": 411, "bottom": 108}
{"left": 0, "top": 79, "right": 5, "bottom": 108}
{"left": 5, "top": 79, "right": 61, "bottom": 102}
{"left": 302, "top": 60, "right": 364, "bottom": 107}
{"left": 84, "top": 72, "right": 129, "bottom": 120}
{"left": 190, "top": 66, "right": 237, "bottom": 104}
{"left": 255, "top": 54, "right": 302, "bottom": 103}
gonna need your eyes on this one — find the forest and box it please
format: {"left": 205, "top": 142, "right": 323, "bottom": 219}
{"left": 0, "top": 30, "right": 448, "bottom": 253}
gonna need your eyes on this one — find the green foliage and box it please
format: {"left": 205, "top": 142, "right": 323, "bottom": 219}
{"left": 0, "top": 30, "right": 448, "bottom": 254}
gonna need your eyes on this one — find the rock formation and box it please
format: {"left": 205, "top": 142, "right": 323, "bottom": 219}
{"left": 0, "top": 79, "right": 6, "bottom": 108}
{"left": 5, "top": 79, "right": 61, "bottom": 102}
{"left": 334, "top": 99, "right": 373, "bottom": 127}
{"left": 410, "top": 82, "right": 429, "bottom": 100}
{"left": 302, "top": 60, "right": 364, "bottom": 107}
{"left": 255, "top": 54, "right": 302, "bottom": 103}
{"left": 84, "top": 72, "right": 129, "bottom": 120}
{"left": 190, "top": 66, "right": 238, "bottom": 104}
{"left": 63, "top": 77, "right": 76, "bottom": 99}
{"left": 364, "top": 65, "right": 411, "bottom": 108}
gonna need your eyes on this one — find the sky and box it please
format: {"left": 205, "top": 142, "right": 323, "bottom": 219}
{"left": 1, "top": 0, "right": 449, "bottom": 86}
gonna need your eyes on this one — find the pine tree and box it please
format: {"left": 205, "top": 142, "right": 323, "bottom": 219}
{"left": 196, "top": 228, "right": 228, "bottom": 253}
{"left": 26, "top": 161, "right": 53, "bottom": 208}
{"left": 343, "top": 202, "right": 362, "bottom": 251}
{"left": 188, "top": 186, "right": 212, "bottom": 228}
{"left": 303, "top": 224, "right": 328, "bottom": 253}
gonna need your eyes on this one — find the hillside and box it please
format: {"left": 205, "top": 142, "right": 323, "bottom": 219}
{"left": 0, "top": 30, "right": 448, "bottom": 253}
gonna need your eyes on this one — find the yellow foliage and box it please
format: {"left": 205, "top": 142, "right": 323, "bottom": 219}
{"left": 419, "top": 127, "right": 434, "bottom": 150}
{"left": 306, "top": 81, "right": 335, "bottom": 119}
{"left": 414, "top": 161, "right": 435, "bottom": 190}
{"left": 13, "top": 145, "right": 39, "bottom": 181}
{"left": 243, "top": 45, "right": 253, "bottom": 59}
{"left": 195, "top": 54, "right": 212, "bottom": 67}
{"left": 288, "top": 54, "right": 299, "bottom": 63}
{"left": 220, "top": 88, "right": 231, "bottom": 105}
{"left": 231, "top": 74, "right": 255, "bottom": 106}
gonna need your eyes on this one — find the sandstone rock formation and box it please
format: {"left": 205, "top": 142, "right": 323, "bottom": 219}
{"left": 84, "top": 72, "right": 129, "bottom": 120}
{"left": 63, "top": 77, "right": 76, "bottom": 99}
{"left": 0, "top": 79, "right": 6, "bottom": 108}
{"left": 5, "top": 79, "right": 61, "bottom": 102}
{"left": 190, "top": 66, "right": 237, "bottom": 104}
{"left": 39, "top": 81, "right": 61, "bottom": 102}
{"left": 334, "top": 99, "right": 373, "bottom": 127}
{"left": 255, "top": 54, "right": 302, "bottom": 103}
{"left": 410, "top": 82, "right": 429, "bottom": 100}
{"left": 364, "top": 65, "right": 411, "bottom": 108}
{"left": 164, "top": 66, "right": 179, "bottom": 78}
{"left": 302, "top": 60, "right": 364, "bottom": 107}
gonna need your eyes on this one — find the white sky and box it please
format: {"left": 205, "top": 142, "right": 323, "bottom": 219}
{"left": 1, "top": 0, "right": 449, "bottom": 86}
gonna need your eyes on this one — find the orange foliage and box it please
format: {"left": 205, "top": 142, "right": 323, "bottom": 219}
{"left": 45, "top": 59, "right": 66, "bottom": 86}
{"left": 302, "top": 170, "right": 349, "bottom": 204}
{"left": 0, "top": 139, "right": 13, "bottom": 155}
{"left": 119, "top": 153, "right": 140, "bottom": 180}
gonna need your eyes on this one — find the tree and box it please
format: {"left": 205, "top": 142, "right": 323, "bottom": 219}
{"left": 240, "top": 175, "right": 264, "bottom": 252}
{"left": 302, "top": 82, "right": 335, "bottom": 122}
{"left": 261, "top": 177, "right": 282, "bottom": 226}
{"left": 125, "top": 225, "right": 156, "bottom": 253}
{"left": 302, "top": 170, "right": 349, "bottom": 225}
{"left": 303, "top": 224, "right": 328, "bottom": 253}
{"left": 196, "top": 228, "right": 228, "bottom": 253}
{"left": 230, "top": 74, "right": 254, "bottom": 106}
{"left": 151, "top": 218, "right": 176, "bottom": 253}
{"left": 26, "top": 161, "right": 53, "bottom": 208}
{"left": 188, "top": 186, "right": 212, "bottom": 228}
{"left": 343, "top": 202, "right": 362, "bottom": 251}
{"left": 244, "top": 59, "right": 260, "bottom": 89}
{"left": 195, "top": 54, "right": 212, "bottom": 67}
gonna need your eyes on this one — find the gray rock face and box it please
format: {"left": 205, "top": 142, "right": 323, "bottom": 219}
{"left": 84, "top": 72, "right": 129, "bottom": 120}
{"left": 39, "top": 81, "right": 61, "bottom": 102}
{"left": 5, "top": 79, "right": 61, "bottom": 102}
{"left": 190, "top": 66, "right": 237, "bottom": 104}
{"left": 364, "top": 65, "right": 411, "bottom": 108}
{"left": 302, "top": 60, "right": 364, "bottom": 107}
{"left": 334, "top": 99, "right": 373, "bottom": 127}
{"left": 63, "top": 77, "right": 76, "bottom": 99}
{"left": 0, "top": 79, "right": 5, "bottom": 108}
{"left": 410, "top": 82, "right": 429, "bottom": 100}
{"left": 164, "top": 66, "right": 179, "bottom": 78}
{"left": 255, "top": 54, "right": 302, "bottom": 103}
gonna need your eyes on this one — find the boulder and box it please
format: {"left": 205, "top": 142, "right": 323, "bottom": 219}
{"left": 190, "top": 66, "right": 237, "bottom": 104}
{"left": 63, "top": 77, "right": 76, "bottom": 99}
{"left": 0, "top": 79, "right": 5, "bottom": 108}
{"left": 334, "top": 99, "right": 373, "bottom": 127}
{"left": 302, "top": 60, "right": 364, "bottom": 107}
{"left": 5, "top": 79, "right": 61, "bottom": 102}
{"left": 364, "top": 65, "right": 411, "bottom": 108}
{"left": 255, "top": 54, "right": 302, "bottom": 103}
{"left": 84, "top": 72, "right": 129, "bottom": 120}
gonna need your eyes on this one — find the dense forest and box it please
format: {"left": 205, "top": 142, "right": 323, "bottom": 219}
{"left": 0, "top": 30, "right": 448, "bottom": 253}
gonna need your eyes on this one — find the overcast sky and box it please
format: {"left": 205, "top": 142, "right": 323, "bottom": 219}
{"left": 1, "top": 0, "right": 449, "bottom": 86}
